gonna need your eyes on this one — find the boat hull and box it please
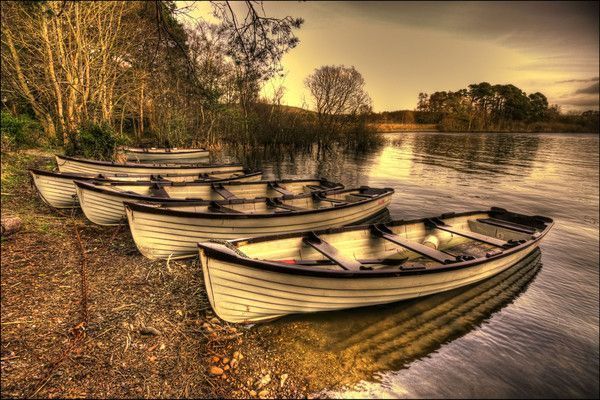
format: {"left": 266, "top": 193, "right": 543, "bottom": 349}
{"left": 30, "top": 170, "right": 262, "bottom": 209}
{"left": 76, "top": 179, "right": 341, "bottom": 226}
{"left": 30, "top": 171, "right": 79, "bottom": 209}
{"left": 126, "top": 194, "right": 393, "bottom": 259}
{"left": 55, "top": 155, "right": 241, "bottom": 175}
{"left": 199, "top": 245, "right": 539, "bottom": 323}
{"left": 124, "top": 149, "right": 209, "bottom": 163}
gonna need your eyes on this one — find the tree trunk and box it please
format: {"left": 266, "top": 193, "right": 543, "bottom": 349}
{"left": 41, "top": 17, "right": 66, "bottom": 138}
{"left": 139, "top": 83, "right": 145, "bottom": 137}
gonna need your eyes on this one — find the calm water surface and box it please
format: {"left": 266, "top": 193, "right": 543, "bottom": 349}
{"left": 227, "top": 132, "right": 599, "bottom": 398}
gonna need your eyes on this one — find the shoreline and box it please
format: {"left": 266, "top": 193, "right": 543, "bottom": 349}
{"left": 370, "top": 122, "right": 599, "bottom": 134}
{"left": 0, "top": 149, "right": 333, "bottom": 399}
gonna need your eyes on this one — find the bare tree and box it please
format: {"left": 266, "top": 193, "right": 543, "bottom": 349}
{"left": 1, "top": 1, "right": 305, "bottom": 148}
{"left": 305, "top": 65, "right": 372, "bottom": 135}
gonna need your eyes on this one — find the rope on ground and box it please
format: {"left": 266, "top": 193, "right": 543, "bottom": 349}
{"left": 27, "top": 221, "right": 90, "bottom": 397}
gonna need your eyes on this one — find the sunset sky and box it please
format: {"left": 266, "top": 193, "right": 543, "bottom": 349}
{"left": 187, "top": 1, "right": 599, "bottom": 112}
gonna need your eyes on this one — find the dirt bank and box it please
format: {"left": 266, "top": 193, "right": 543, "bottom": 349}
{"left": 1, "top": 150, "right": 324, "bottom": 399}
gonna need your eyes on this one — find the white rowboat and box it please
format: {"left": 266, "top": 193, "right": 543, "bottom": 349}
{"left": 122, "top": 147, "right": 209, "bottom": 163}
{"left": 197, "top": 208, "right": 553, "bottom": 323}
{"left": 126, "top": 187, "right": 394, "bottom": 260}
{"left": 75, "top": 178, "right": 343, "bottom": 226}
{"left": 29, "top": 169, "right": 262, "bottom": 209}
{"left": 55, "top": 154, "right": 242, "bottom": 175}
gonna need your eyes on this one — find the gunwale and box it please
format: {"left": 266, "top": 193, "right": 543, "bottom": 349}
{"left": 123, "top": 187, "right": 395, "bottom": 219}
{"left": 197, "top": 208, "right": 553, "bottom": 279}
{"left": 73, "top": 177, "right": 342, "bottom": 203}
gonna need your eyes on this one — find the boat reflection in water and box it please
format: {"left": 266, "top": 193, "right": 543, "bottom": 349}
{"left": 249, "top": 248, "right": 542, "bottom": 391}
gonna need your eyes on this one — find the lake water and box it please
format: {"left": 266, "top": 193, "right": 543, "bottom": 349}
{"left": 229, "top": 132, "right": 599, "bottom": 398}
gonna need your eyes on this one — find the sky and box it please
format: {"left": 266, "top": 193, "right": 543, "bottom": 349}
{"left": 184, "top": 1, "right": 599, "bottom": 112}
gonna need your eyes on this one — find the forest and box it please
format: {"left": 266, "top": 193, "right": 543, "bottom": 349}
{"left": 1, "top": 1, "right": 377, "bottom": 157}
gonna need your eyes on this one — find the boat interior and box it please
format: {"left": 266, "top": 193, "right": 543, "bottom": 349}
{"left": 228, "top": 209, "right": 552, "bottom": 270}
{"left": 88, "top": 179, "right": 342, "bottom": 201}
{"left": 147, "top": 187, "right": 392, "bottom": 214}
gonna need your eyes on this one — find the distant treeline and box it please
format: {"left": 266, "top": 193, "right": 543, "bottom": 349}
{"left": 368, "top": 82, "right": 599, "bottom": 133}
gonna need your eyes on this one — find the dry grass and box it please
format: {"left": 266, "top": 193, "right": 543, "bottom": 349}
{"left": 369, "top": 122, "right": 439, "bottom": 133}
{"left": 0, "top": 149, "right": 347, "bottom": 399}
{"left": 0, "top": 150, "right": 256, "bottom": 398}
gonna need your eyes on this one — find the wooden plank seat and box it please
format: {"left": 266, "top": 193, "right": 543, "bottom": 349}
{"left": 150, "top": 184, "right": 170, "bottom": 198}
{"left": 306, "top": 184, "right": 329, "bottom": 191}
{"left": 267, "top": 181, "right": 294, "bottom": 196}
{"left": 425, "top": 218, "right": 509, "bottom": 248}
{"left": 208, "top": 201, "right": 244, "bottom": 214}
{"left": 211, "top": 183, "right": 238, "bottom": 200}
{"left": 265, "top": 198, "right": 307, "bottom": 212}
{"left": 279, "top": 257, "right": 408, "bottom": 267}
{"left": 371, "top": 224, "right": 457, "bottom": 264}
{"left": 312, "top": 193, "right": 348, "bottom": 205}
{"left": 477, "top": 218, "right": 536, "bottom": 234}
{"left": 302, "top": 232, "right": 363, "bottom": 270}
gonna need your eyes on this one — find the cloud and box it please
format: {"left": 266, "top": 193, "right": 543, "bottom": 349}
{"left": 574, "top": 82, "right": 599, "bottom": 94}
{"left": 556, "top": 77, "right": 599, "bottom": 83}
{"left": 557, "top": 94, "right": 599, "bottom": 108}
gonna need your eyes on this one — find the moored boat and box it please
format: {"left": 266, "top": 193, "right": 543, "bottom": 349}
{"left": 197, "top": 207, "right": 553, "bottom": 323}
{"left": 121, "top": 147, "right": 210, "bottom": 163}
{"left": 75, "top": 178, "right": 343, "bottom": 226}
{"left": 126, "top": 186, "right": 394, "bottom": 260}
{"left": 29, "top": 169, "right": 262, "bottom": 209}
{"left": 55, "top": 154, "right": 242, "bottom": 175}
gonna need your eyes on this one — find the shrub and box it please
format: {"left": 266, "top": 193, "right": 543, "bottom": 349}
{"left": 0, "top": 111, "right": 43, "bottom": 151}
{"left": 65, "top": 122, "right": 127, "bottom": 160}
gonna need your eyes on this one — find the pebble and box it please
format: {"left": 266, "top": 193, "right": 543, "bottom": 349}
{"left": 139, "top": 326, "right": 161, "bottom": 336}
{"left": 280, "top": 373, "right": 288, "bottom": 388}
{"left": 210, "top": 317, "right": 220, "bottom": 324}
{"left": 208, "top": 366, "right": 224, "bottom": 376}
{"left": 258, "top": 374, "right": 271, "bottom": 389}
{"left": 233, "top": 351, "right": 244, "bottom": 360}
{"left": 230, "top": 359, "right": 239, "bottom": 369}
{"left": 249, "top": 390, "right": 257, "bottom": 397}
{"left": 211, "top": 356, "right": 220, "bottom": 363}
{"left": 258, "top": 389, "right": 269, "bottom": 399}
{"left": 222, "top": 357, "right": 230, "bottom": 364}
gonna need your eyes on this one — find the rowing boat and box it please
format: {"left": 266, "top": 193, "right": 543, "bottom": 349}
{"left": 29, "top": 169, "right": 262, "bottom": 209}
{"left": 121, "top": 147, "right": 209, "bottom": 163}
{"left": 197, "top": 207, "right": 553, "bottom": 323}
{"left": 126, "top": 187, "right": 394, "bottom": 260}
{"left": 55, "top": 154, "right": 242, "bottom": 175}
{"left": 75, "top": 178, "right": 343, "bottom": 226}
